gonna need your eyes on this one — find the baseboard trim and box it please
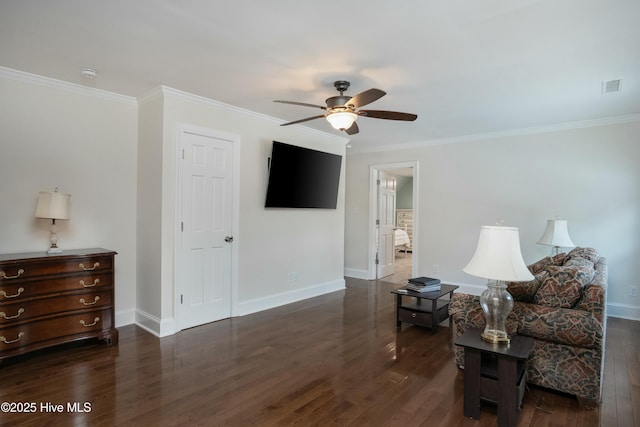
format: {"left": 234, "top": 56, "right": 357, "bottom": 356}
{"left": 606, "top": 302, "right": 640, "bottom": 322}
{"left": 235, "top": 279, "right": 346, "bottom": 317}
{"left": 134, "top": 308, "right": 177, "bottom": 337}
{"left": 115, "top": 308, "right": 135, "bottom": 328}
{"left": 344, "top": 268, "right": 369, "bottom": 280}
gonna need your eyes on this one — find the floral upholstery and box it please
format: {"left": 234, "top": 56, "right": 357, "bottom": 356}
{"left": 449, "top": 247, "right": 607, "bottom": 401}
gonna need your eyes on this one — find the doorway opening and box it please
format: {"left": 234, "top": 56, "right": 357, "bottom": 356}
{"left": 368, "top": 161, "right": 418, "bottom": 284}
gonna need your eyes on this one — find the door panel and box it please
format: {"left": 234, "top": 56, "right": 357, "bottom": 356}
{"left": 377, "top": 171, "right": 396, "bottom": 278}
{"left": 179, "top": 130, "right": 233, "bottom": 329}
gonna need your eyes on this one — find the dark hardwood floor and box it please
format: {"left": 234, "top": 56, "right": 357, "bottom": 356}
{"left": 1, "top": 278, "right": 638, "bottom": 426}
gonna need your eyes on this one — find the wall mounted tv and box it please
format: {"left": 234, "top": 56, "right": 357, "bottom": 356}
{"left": 265, "top": 141, "right": 342, "bottom": 209}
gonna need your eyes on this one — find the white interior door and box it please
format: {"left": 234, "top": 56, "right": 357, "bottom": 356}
{"left": 179, "top": 129, "right": 233, "bottom": 330}
{"left": 377, "top": 171, "right": 396, "bottom": 278}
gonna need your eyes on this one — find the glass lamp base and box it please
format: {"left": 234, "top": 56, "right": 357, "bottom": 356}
{"left": 479, "top": 280, "right": 513, "bottom": 345}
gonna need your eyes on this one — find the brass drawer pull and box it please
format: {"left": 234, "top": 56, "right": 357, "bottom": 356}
{"left": 79, "top": 296, "right": 100, "bottom": 306}
{"left": 0, "top": 269, "right": 25, "bottom": 280}
{"left": 79, "top": 278, "right": 100, "bottom": 288}
{"left": 1, "top": 332, "right": 25, "bottom": 344}
{"left": 79, "top": 262, "right": 100, "bottom": 271}
{"left": 1, "top": 287, "right": 25, "bottom": 299}
{"left": 0, "top": 308, "right": 25, "bottom": 320}
{"left": 80, "top": 317, "right": 100, "bottom": 327}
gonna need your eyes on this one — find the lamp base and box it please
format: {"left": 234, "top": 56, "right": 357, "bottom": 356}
{"left": 481, "top": 330, "right": 511, "bottom": 344}
{"left": 479, "top": 280, "right": 514, "bottom": 346}
{"left": 47, "top": 247, "right": 63, "bottom": 254}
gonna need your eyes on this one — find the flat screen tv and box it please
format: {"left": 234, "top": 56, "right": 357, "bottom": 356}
{"left": 265, "top": 141, "right": 342, "bottom": 209}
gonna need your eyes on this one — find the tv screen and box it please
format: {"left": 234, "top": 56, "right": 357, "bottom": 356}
{"left": 265, "top": 141, "right": 342, "bottom": 209}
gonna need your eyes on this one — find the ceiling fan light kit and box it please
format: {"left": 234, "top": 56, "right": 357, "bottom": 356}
{"left": 326, "top": 111, "right": 357, "bottom": 130}
{"left": 275, "top": 80, "right": 417, "bottom": 135}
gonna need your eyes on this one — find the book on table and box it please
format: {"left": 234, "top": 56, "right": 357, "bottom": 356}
{"left": 406, "top": 277, "right": 441, "bottom": 293}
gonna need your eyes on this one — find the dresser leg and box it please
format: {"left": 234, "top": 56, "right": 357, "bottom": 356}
{"left": 104, "top": 329, "right": 119, "bottom": 346}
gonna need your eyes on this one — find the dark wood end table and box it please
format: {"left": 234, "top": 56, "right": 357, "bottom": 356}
{"left": 454, "top": 327, "right": 534, "bottom": 427}
{"left": 391, "top": 284, "right": 459, "bottom": 332}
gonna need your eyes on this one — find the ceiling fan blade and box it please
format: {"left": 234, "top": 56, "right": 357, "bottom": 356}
{"left": 358, "top": 110, "right": 418, "bottom": 121}
{"left": 344, "top": 122, "right": 359, "bottom": 135}
{"left": 280, "top": 114, "right": 326, "bottom": 126}
{"left": 346, "top": 88, "right": 386, "bottom": 109}
{"left": 274, "top": 100, "right": 327, "bottom": 110}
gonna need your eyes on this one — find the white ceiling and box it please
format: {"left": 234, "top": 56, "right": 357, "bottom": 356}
{"left": 1, "top": 0, "right": 639, "bottom": 151}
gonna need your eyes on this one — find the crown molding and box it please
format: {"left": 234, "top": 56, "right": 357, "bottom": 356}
{"left": 149, "top": 85, "right": 349, "bottom": 145}
{"left": 349, "top": 113, "right": 640, "bottom": 154}
{"left": 0, "top": 66, "right": 137, "bottom": 105}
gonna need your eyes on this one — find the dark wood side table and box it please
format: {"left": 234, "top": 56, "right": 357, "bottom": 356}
{"left": 454, "top": 327, "right": 533, "bottom": 427}
{"left": 391, "top": 284, "right": 458, "bottom": 332}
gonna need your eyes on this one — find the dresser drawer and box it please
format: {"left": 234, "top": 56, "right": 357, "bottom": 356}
{"left": 0, "top": 272, "right": 112, "bottom": 303}
{"left": 0, "top": 249, "right": 118, "bottom": 361}
{"left": 0, "top": 289, "right": 112, "bottom": 325}
{"left": 0, "top": 308, "right": 113, "bottom": 352}
{"left": 0, "top": 255, "right": 113, "bottom": 283}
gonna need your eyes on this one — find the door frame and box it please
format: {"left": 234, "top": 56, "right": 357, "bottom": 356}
{"left": 368, "top": 161, "right": 418, "bottom": 280}
{"left": 174, "top": 123, "right": 241, "bottom": 332}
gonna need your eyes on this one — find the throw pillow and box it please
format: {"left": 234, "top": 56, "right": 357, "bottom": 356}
{"left": 507, "top": 271, "right": 548, "bottom": 302}
{"left": 565, "top": 247, "right": 600, "bottom": 263}
{"left": 528, "top": 257, "right": 554, "bottom": 275}
{"left": 534, "top": 265, "right": 593, "bottom": 308}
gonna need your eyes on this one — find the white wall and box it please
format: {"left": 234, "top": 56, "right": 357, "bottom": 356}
{"left": 136, "top": 87, "right": 348, "bottom": 335}
{"left": 0, "top": 69, "right": 138, "bottom": 325}
{"left": 345, "top": 120, "right": 640, "bottom": 320}
{"left": 1, "top": 69, "right": 348, "bottom": 338}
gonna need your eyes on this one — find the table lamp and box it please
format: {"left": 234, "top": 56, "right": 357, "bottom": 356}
{"left": 537, "top": 217, "right": 575, "bottom": 255}
{"left": 35, "top": 188, "right": 71, "bottom": 254}
{"left": 463, "top": 223, "right": 534, "bottom": 344}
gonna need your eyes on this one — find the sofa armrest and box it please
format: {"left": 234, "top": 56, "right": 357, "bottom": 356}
{"left": 516, "top": 302, "right": 604, "bottom": 349}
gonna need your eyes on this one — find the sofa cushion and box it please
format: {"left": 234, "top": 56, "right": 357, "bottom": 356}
{"left": 534, "top": 265, "right": 594, "bottom": 308}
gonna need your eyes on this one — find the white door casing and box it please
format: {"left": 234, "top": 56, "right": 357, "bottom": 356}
{"left": 177, "top": 127, "right": 235, "bottom": 330}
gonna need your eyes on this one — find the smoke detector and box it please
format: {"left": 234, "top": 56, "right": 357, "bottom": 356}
{"left": 81, "top": 68, "right": 97, "bottom": 78}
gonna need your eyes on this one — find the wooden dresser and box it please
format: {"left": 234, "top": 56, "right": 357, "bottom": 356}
{"left": 0, "top": 248, "right": 118, "bottom": 362}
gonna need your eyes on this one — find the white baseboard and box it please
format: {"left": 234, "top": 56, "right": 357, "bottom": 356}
{"left": 115, "top": 308, "right": 135, "bottom": 328}
{"left": 344, "top": 268, "right": 369, "bottom": 280}
{"left": 235, "top": 279, "right": 346, "bottom": 317}
{"left": 134, "top": 308, "right": 177, "bottom": 337}
{"left": 607, "top": 302, "right": 640, "bottom": 321}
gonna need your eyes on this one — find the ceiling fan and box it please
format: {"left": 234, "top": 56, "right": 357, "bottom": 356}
{"left": 274, "top": 80, "right": 417, "bottom": 135}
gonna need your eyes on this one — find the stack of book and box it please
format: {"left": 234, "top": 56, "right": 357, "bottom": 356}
{"left": 406, "top": 277, "right": 441, "bottom": 293}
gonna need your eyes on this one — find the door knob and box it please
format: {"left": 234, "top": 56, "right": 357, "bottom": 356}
{"left": 225, "top": 236, "right": 233, "bottom": 243}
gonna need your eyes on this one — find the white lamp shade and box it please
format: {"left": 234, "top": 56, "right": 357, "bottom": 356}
{"left": 326, "top": 111, "right": 357, "bottom": 130}
{"left": 463, "top": 225, "right": 534, "bottom": 282}
{"left": 537, "top": 219, "right": 575, "bottom": 248}
{"left": 35, "top": 191, "right": 71, "bottom": 220}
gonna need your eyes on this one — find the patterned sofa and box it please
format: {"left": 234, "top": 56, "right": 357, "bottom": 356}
{"left": 449, "top": 247, "right": 607, "bottom": 402}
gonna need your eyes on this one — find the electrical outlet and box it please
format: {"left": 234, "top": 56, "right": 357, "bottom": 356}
{"left": 433, "top": 264, "right": 440, "bottom": 274}
{"left": 288, "top": 272, "right": 299, "bottom": 283}
{"left": 629, "top": 286, "right": 638, "bottom": 297}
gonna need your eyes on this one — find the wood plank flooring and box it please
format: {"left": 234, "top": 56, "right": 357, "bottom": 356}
{"left": 1, "top": 278, "right": 638, "bottom": 426}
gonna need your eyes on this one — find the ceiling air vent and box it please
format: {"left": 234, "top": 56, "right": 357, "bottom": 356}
{"left": 602, "top": 78, "right": 622, "bottom": 94}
